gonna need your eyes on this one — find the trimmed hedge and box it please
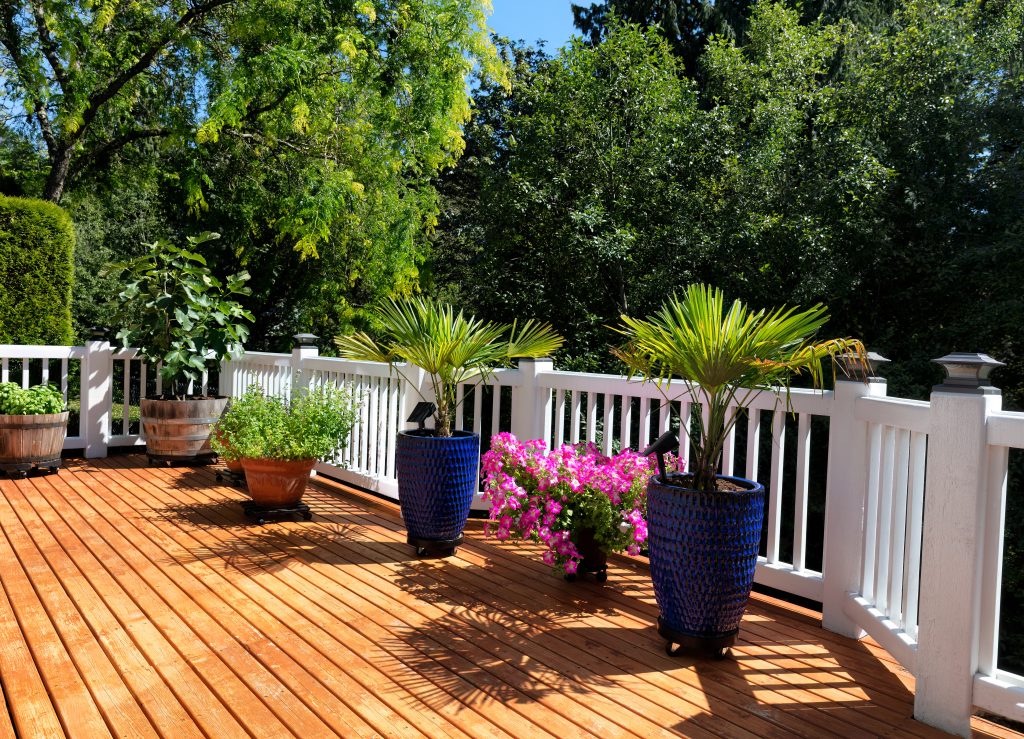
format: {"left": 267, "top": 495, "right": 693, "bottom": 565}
{"left": 0, "top": 196, "right": 75, "bottom": 345}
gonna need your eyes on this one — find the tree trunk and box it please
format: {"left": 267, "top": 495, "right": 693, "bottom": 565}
{"left": 42, "top": 146, "right": 72, "bottom": 202}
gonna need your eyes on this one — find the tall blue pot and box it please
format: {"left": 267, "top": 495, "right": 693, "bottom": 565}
{"left": 395, "top": 430, "right": 480, "bottom": 555}
{"left": 646, "top": 474, "right": 765, "bottom": 656}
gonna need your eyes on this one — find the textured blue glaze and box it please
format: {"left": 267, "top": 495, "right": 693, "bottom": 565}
{"left": 395, "top": 430, "right": 480, "bottom": 541}
{"left": 647, "top": 475, "right": 766, "bottom": 639}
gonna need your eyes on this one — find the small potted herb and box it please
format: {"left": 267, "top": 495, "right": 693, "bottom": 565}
{"left": 109, "top": 232, "right": 253, "bottom": 464}
{"left": 0, "top": 382, "right": 68, "bottom": 478}
{"left": 211, "top": 385, "right": 357, "bottom": 517}
{"left": 482, "top": 433, "right": 666, "bottom": 581}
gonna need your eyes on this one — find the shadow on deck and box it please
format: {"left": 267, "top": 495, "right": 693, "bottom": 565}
{"left": 0, "top": 455, "right": 1016, "bottom": 738}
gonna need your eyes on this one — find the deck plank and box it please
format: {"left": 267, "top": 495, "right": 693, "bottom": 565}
{"left": 0, "top": 455, "right": 1018, "bottom": 739}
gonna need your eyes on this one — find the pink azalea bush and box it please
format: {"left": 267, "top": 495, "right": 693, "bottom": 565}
{"left": 482, "top": 432, "right": 675, "bottom": 576}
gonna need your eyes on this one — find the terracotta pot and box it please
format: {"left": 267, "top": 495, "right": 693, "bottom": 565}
{"left": 240, "top": 457, "right": 315, "bottom": 507}
{"left": 141, "top": 397, "right": 228, "bottom": 462}
{"left": 214, "top": 429, "right": 243, "bottom": 473}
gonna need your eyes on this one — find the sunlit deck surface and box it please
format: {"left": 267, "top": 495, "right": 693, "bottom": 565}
{"left": 0, "top": 456, "right": 1019, "bottom": 739}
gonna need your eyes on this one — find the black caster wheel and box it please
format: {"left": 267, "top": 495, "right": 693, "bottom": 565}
{"left": 415, "top": 546, "right": 428, "bottom": 557}
{"left": 302, "top": 511, "right": 313, "bottom": 521}
{"left": 563, "top": 573, "right": 577, "bottom": 582}
{"left": 256, "top": 517, "right": 267, "bottom": 525}
{"left": 216, "top": 472, "right": 224, "bottom": 482}
{"left": 714, "top": 647, "right": 730, "bottom": 660}
{"left": 48, "top": 466, "right": 59, "bottom": 473}
{"left": 595, "top": 571, "right": 607, "bottom": 583}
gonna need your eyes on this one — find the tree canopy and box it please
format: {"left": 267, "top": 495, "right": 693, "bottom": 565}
{"left": 1, "top": 0, "right": 503, "bottom": 258}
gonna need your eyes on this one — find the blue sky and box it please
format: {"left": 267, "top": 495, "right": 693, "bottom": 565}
{"left": 488, "top": 0, "right": 578, "bottom": 50}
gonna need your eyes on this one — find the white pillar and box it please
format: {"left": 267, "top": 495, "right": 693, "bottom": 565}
{"left": 822, "top": 353, "right": 889, "bottom": 637}
{"left": 510, "top": 357, "right": 553, "bottom": 443}
{"left": 915, "top": 353, "right": 1004, "bottom": 737}
{"left": 82, "top": 336, "right": 113, "bottom": 458}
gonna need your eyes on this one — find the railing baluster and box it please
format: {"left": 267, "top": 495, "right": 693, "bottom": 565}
{"left": 793, "top": 413, "right": 811, "bottom": 571}
{"left": 602, "top": 393, "right": 614, "bottom": 455}
{"left": 905, "top": 431, "right": 929, "bottom": 638}
{"left": 620, "top": 395, "right": 632, "bottom": 451}
{"left": 570, "top": 390, "right": 581, "bottom": 444}
{"left": 60, "top": 358, "right": 68, "bottom": 400}
{"left": 721, "top": 405, "right": 737, "bottom": 477}
{"left": 888, "top": 428, "right": 911, "bottom": 625}
{"left": 472, "top": 383, "right": 483, "bottom": 437}
{"left": 122, "top": 360, "right": 130, "bottom": 435}
{"left": 874, "top": 425, "right": 896, "bottom": 611}
{"left": 766, "top": 410, "right": 786, "bottom": 564}
{"left": 554, "top": 389, "right": 566, "bottom": 447}
{"left": 638, "top": 396, "right": 651, "bottom": 451}
{"left": 586, "top": 392, "right": 597, "bottom": 444}
{"left": 21, "top": 357, "right": 30, "bottom": 388}
{"left": 862, "top": 422, "right": 882, "bottom": 598}
{"left": 367, "top": 377, "right": 380, "bottom": 477}
{"left": 491, "top": 383, "right": 502, "bottom": 437}
{"left": 1, "top": 356, "right": 8, "bottom": 383}
{"left": 745, "top": 408, "right": 760, "bottom": 481}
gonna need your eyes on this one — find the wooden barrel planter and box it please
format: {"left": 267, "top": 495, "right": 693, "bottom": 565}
{"left": 141, "top": 397, "right": 228, "bottom": 464}
{"left": 0, "top": 411, "right": 69, "bottom": 478}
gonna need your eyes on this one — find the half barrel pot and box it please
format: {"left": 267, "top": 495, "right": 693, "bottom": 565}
{"left": 141, "top": 397, "right": 228, "bottom": 464}
{"left": 395, "top": 430, "right": 480, "bottom": 556}
{"left": 0, "top": 411, "right": 69, "bottom": 478}
{"left": 646, "top": 474, "right": 765, "bottom": 658}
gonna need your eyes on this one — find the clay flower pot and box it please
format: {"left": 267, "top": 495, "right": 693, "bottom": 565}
{"left": 240, "top": 458, "right": 316, "bottom": 507}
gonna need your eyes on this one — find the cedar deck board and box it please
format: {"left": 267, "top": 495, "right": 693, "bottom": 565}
{"left": 0, "top": 456, "right": 1014, "bottom": 739}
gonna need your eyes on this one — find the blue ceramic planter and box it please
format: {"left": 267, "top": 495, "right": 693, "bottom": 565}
{"left": 646, "top": 474, "right": 765, "bottom": 656}
{"left": 395, "top": 430, "right": 479, "bottom": 555}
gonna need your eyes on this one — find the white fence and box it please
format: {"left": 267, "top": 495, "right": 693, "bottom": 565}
{"left": 1, "top": 340, "right": 1022, "bottom": 736}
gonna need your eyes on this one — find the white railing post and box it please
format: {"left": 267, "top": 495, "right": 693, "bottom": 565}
{"left": 914, "top": 353, "right": 1004, "bottom": 737}
{"left": 291, "top": 333, "right": 319, "bottom": 395}
{"left": 219, "top": 355, "right": 236, "bottom": 398}
{"left": 511, "top": 357, "right": 553, "bottom": 443}
{"left": 82, "top": 330, "right": 113, "bottom": 458}
{"left": 822, "top": 352, "right": 889, "bottom": 638}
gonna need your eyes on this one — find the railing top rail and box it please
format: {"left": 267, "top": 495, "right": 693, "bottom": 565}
{"left": 230, "top": 351, "right": 292, "bottom": 366}
{"left": 302, "top": 355, "right": 394, "bottom": 378}
{"left": 0, "top": 344, "right": 85, "bottom": 359}
{"left": 988, "top": 410, "right": 1024, "bottom": 449}
{"left": 855, "top": 395, "right": 931, "bottom": 434}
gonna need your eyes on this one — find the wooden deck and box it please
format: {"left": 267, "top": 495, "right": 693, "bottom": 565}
{"left": 0, "top": 456, "right": 1018, "bottom": 739}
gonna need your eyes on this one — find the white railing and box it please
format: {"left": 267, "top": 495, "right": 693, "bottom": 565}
{"left": 1, "top": 339, "right": 1021, "bottom": 736}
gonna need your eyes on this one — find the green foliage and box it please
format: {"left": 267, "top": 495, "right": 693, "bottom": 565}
{"left": 335, "top": 297, "right": 563, "bottom": 436}
{"left": 0, "top": 195, "right": 74, "bottom": 345}
{"left": 0, "top": 0, "right": 504, "bottom": 271}
{"left": 212, "top": 385, "right": 357, "bottom": 462}
{"left": 431, "top": 28, "right": 699, "bottom": 370}
{"left": 614, "top": 284, "right": 866, "bottom": 491}
{"left": 0, "top": 382, "right": 65, "bottom": 415}
{"left": 109, "top": 233, "right": 253, "bottom": 396}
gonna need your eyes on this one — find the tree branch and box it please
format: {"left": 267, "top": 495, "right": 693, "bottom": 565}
{"left": 73, "top": 0, "right": 237, "bottom": 145}
{"left": 68, "top": 127, "right": 171, "bottom": 179}
{"left": 0, "top": 1, "right": 57, "bottom": 154}
{"left": 29, "top": 0, "right": 68, "bottom": 93}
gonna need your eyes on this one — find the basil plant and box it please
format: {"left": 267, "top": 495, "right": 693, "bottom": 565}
{"left": 109, "top": 232, "right": 253, "bottom": 399}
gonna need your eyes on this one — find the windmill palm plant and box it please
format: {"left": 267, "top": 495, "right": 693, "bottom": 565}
{"left": 615, "top": 284, "right": 867, "bottom": 492}
{"left": 615, "top": 284, "right": 867, "bottom": 656}
{"left": 335, "top": 297, "right": 563, "bottom": 436}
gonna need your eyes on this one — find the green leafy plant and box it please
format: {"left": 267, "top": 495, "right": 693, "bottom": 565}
{"left": 614, "top": 283, "right": 866, "bottom": 492}
{"left": 0, "top": 382, "right": 66, "bottom": 415}
{"left": 211, "top": 385, "right": 357, "bottom": 462}
{"left": 109, "top": 232, "right": 253, "bottom": 398}
{"left": 334, "top": 297, "right": 564, "bottom": 437}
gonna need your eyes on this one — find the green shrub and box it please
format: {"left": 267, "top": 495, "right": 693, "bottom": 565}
{"left": 0, "top": 196, "right": 74, "bottom": 345}
{"left": 0, "top": 382, "right": 66, "bottom": 415}
{"left": 212, "top": 385, "right": 357, "bottom": 462}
